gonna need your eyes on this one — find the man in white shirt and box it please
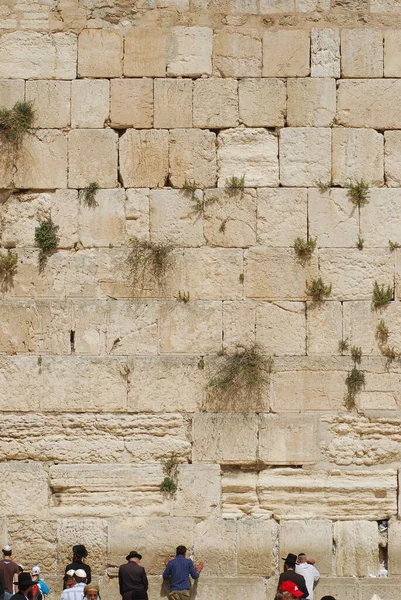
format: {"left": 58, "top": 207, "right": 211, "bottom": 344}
{"left": 295, "top": 554, "right": 320, "bottom": 600}
{"left": 60, "top": 569, "right": 87, "bottom": 600}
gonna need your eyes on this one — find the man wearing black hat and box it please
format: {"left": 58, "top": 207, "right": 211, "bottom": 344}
{"left": 10, "top": 573, "right": 34, "bottom": 600}
{"left": 118, "top": 551, "right": 149, "bottom": 600}
{"left": 64, "top": 545, "right": 91, "bottom": 588}
{"left": 278, "top": 554, "right": 309, "bottom": 599}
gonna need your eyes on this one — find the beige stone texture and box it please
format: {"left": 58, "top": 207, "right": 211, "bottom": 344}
{"left": 78, "top": 189, "right": 126, "bottom": 248}
{"left": 169, "top": 129, "right": 216, "bottom": 188}
{"left": 280, "top": 520, "right": 333, "bottom": 575}
{"left": 315, "top": 578, "right": 359, "bottom": 600}
{"left": 167, "top": 27, "right": 212, "bottom": 76}
{"left": 0, "top": 79, "right": 24, "bottom": 108}
{"left": 307, "top": 301, "right": 343, "bottom": 355}
{"left": 203, "top": 187, "right": 257, "bottom": 248}
{"left": 360, "top": 578, "right": 401, "bottom": 600}
{"left": 337, "top": 80, "right": 401, "bottom": 129}
{"left": 213, "top": 29, "right": 261, "bottom": 77}
{"left": 384, "top": 131, "right": 401, "bottom": 186}
{"left": 78, "top": 29, "right": 122, "bottom": 77}
{"left": 259, "top": 414, "right": 316, "bottom": 465}
{"left": 52, "top": 189, "right": 79, "bottom": 249}
{"left": 173, "top": 464, "right": 221, "bottom": 518}
{"left": 308, "top": 188, "right": 359, "bottom": 248}
{"left": 72, "top": 300, "right": 107, "bottom": 356}
{"left": 7, "top": 518, "right": 56, "bottom": 571}
{"left": 388, "top": 518, "right": 401, "bottom": 575}
{"left": 106, "top": 301, "right": 159, "bottom": 356}
{"left": 193, "top": 78, "right": 238, "bottom": 129}
{"left": 271, "top": 370, "right": 346, "bottom": 412}
{"left": 15, "top": 130, "right": 67, "bottom": 189}
{"left": 297, "top": 0, "right": 331, "bottom": 9}
{"left": 124, "top": 28, "right": 166, "bottom": 77}
{"left": 159, "top": 302, "right": 222, "bottom": 353}
{"left": 0, "top": 191, "right": 51, "bottom": 248}
{"left": 341, "top": 29, "right": 383, "bottom": 77}
{"left": 343, "top": 301, "right": 401, "bottom": 355}
{"left": 318, "top": 248, "right": 393, "bottom": 301}
{"left": 245, "top": 248, "right": 318, "bottom": 300}
{"left": 25, "top": 80, "right": 70, "bottom": 128}
{"left": 149, "top": 189, "right": 204, "bottom": 247}
{"left": 280, "top": 127, "right": 331, "bottom": 187}
{"left": 385, "top": 30, "right": 401, "bottom": 77}
{"left": 361, "top": 188, "right": 401, "bottom": 246}
{"left": 260, "top": 0, "right": 294, "bottom": 11}
{"left": 0, "top": 137, "right": 14, "bottom": 189}
{"left": 65, "top": 250, "right": 100, "bottom": 299}
{"left": 0, "top": 463, "right": 49, "bottom": 516}
{"left": 287, "top": 78, "right": 336, "bottom": 127}
{"left": 221, "top": 471, "right": 261, "bottom": 518}
{"left": 311, "top": 28, "right": 341, "bottom": 77}
{"left": 68, "top": 129, "right": 118, "bottom": 188}
{"left": 256, "top": 301, "right": 306, "bottom": 355}
{"left": 222, "top": 301, "right": 256, "bottom": 355}
{"left": 237, "top": 518, "right": 277, "bottom": 576}
{"left": 334, "top": 521, "right": 380, "bottom": 576}
{"left": 332, "top": 128, "right": 384, "bottom": 187}
{"left": 119, "top": 129, "right": 168, "bottom": 188}
{"left": 154, "top": 79, "right": 192, "bottom": 128}
{"left": 71, "top": 80, "right": 110, "bottom": 129}
{"left": 126, "top": 188, "right": 150, "bottom": 241}
{"left": 371, "top": 0, "right": 401, "bottom": 10}
{"left": 238, "top": 78, "right": 285, "bottom": 127}
{"left": 217, "top": 128, "right": 278, "bottom": 187}
{"left": 110, "top": 79, "right": 153, "bottom": 128}
{"left": 193, "top": 413, "right": 258, "bottom": 464}
{"left": 257, "top": 188, "right": 307, "bottom": 247}
{"left": 194, "top": 577, "right": 266, "bottom": 600}
{"left": 0, "top": 32, "right": 77, "bottom": 79}
{"left": 262, "top": 30, "right": 310, "bottom": 77}
{"left": 57, "top": 518, "right": 107, "bottom": 574}
{"left": 194, "top": 518, "right": 237, "bottom": 575}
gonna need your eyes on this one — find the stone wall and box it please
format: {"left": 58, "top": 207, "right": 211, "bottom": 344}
{"left": 1, "top": 1, "right": 401, "bottom": 599}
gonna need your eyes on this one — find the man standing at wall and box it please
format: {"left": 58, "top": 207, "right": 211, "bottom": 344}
{"left": 296, "top": 554, "right": 320, "bottom": 600}
{"left": 278, "top": 554, "right": 309, "bottom": 599}
{"left": 0, "top": 545, "right": 19, "bottom": 600}
{"left": 162, "top": 546, "right": 204, "bottom": 600}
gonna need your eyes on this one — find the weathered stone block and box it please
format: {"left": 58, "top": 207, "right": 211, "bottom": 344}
{"left": 124, "top": 28, "right": 166, "bottom": 77}
{"left": 260, "top": 0, "right": 294, "bottom": 11}
{"left": 256, "top": 301, "right": 306, "bottom": 355}
{"left": 72, "top": 300, "right": 107, "bottom": 355}
{"left": 217, "top": 128, "right": 278, "bottom": 187}
{"left": 334, "top": 521, "right": 380, "bottom": 576}
{"left": 149, "top": 189, "right": 204, "bottom": 247}
{"left": 52, "top": 189, "right": 79, "bottom": 249}
{"left": 308, "top": 188, "right": 359, "bottom": 247}
{"left": 119, "top": 130, "right": 168, "bottom": 188}
{"left": 213, "top": 28, "right": 262, "bottom": 77}
{"left": 311, "top": 28, "right": 340, "bottom": 77}
{"left": 341, "top": 29, "right": 383, "bottom": 77}
{"left": 307, "top": 301, "right": 343, "bottom": 355}
{"left": 7, "top": 518, "right": 56, "bottom": 571}
{"left": 0, "top": 191, "right": 51, "bottom": 248}
{"left": 57, "top": 518, "right": 107, "bottom": 574}
{"left": 221, "top": 471, "right": 261, "bottom": 518}
{"left": 343, "top": 301, "right": 401, "bottom": 355}
{"left": 193, "top": 577, "right": 266, "bottom": 600}
{"left": 222, "top": 301, "right": 256, "bottom": 353}
{"left": 159, "top": 302, "right": 222, "bottom": 353}
{"left": 257, "top": 188, "right": 307, "bottom": 247}
{"left": 65, "top": 250, "right": 99, "bottom": 299}
{"left": 238, "top": 78, "right": 285, "bottom": 127}
{"left": 68, "top": 129, "right": 118, "bottom": 189}
{"left": 388, "top": 518, "right": 401, "bottom": 575}
{"left": 287, "top": 78, "right": 336, "bottom": 127}
{"left": 280, "top": 520, "right": 333, "bottom": 575}
{"left": 259, "top": 414, "right": 316, "bottom": 465}
{"left": 280, "top": 128, "right": 331, "bottom": 187}
{"left": 0, "top": 79, "right": 24, "bottom": 108}
{"left": 337, "top": 79, "right": 401, "bottom": 129}
{"left": 272, "top": 370, "right": 346, "bottom": 412}
{"left": 237, "top": 518, "right": 277, "bottom": 576}
{"left": 71, "top": 79, "right": 110, "bottom": 129}
{"left": 193, "top": 78, "right": 238, "bottom": 129}
{"left": 25, "top": 80, "right": 70, "bottom": 128}
{"left": 78, "top": 29, "right": 122, "bottom": 77}
{"left": 110, "top": 79, "right": 153, "bottom": 128}
{"left": 332, "top": 128, "right": 384, "bottom": 186}
{"left": 263, "top": 30, "right": 310, "bottom": 77}
{"left": 194, "top": 518, "right": 237, "bottom": 575}
{"left": 315, "top": 578, "right": 359, "bottom": 600}
{"left": 385, "top": 30, "right": 401, "bottom": 77}
{"left": 173, "top": 465, "right": 221, "bottom": 518}
{"left": 106, "top": 301, "right": 159, "bottom": 356}
{"left": 78, "top": 189, "right": 126, "bottom": 248}
{"left": 361, "top": 188, "right": 401, "bottom": 246}
{"left": 193, "top": 413, "right": 258, "bottom": 464}
{"left": 15, "top": 130, "right": 67, "bottom": 189}
{"left": 169, "top": 129, "right": 216, "bottom": 188}
{"left": 384, "top": 131, "right": 401, "bottom": 186}
{"left": 167, "top": 27, "right": 212, "bottom": 76}
{"left": 204, "top": 188, "right": 257, "bottom": 248}
{"left": 360, "top": 577, "right": 401, "bottom": 600}
{"left": 0, "top": 463, "right": 49, "bottom": 516}
{"left": 126, "top": 188, "right": 150, "bottom": 241}
{"left": 154, "top": 79, "right": 192, "bottom": 128}
{"left": 0, "top": 32, "right": 77, "bottom": 79}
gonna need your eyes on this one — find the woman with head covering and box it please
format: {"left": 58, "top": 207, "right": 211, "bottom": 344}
{"left": 83, "top": 584, "right": 100, "bottom": 600}
{"left": 118, "top": 551, "right": 148, "bottom": 600}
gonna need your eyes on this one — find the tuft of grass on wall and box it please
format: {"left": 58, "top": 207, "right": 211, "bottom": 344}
{"left": 372, "top": 281, "right": 393, "bottom": 310}
{"left": 34, "top": 218, "right": 59, "bottom": 270}
{"left": 0, "top": 101, "right": 35, "bottom": 144}
{"left": 347, "top": 180, "right": 369, "bottom": 208}
{"left": 345, "top": 366, "right": 365, "bottom": 411}
{"left": 225, "top": 175, "right": 245, "bottom": 195}
{"left": 0, "top": 250, "right": 18, "bottom": 290}
{"left": 305, "top": 277, "right": 332, "bottom": 302}
{"left": 127, "top": 237, "right": 173, "bottom": 293}
{"left": 160, "top": 453, "right": 179, "bottom": 496}
{"left": 293, "top": 236, "right": 317, "bottom": 261}
{"left": 79, "top": 182, "right": 100, "bottom": 208}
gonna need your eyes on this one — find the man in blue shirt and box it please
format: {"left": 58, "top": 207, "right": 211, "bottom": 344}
{"left": 162, "top": 546, "right": 204, "bottom": 600}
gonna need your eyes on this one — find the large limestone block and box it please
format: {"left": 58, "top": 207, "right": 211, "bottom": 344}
{"left": 259, "top": 414, "right": 316, "bottom": 465}
{"left": 120, "top": 130, "right": 168, "bottom": 188}
{"left": 237, "top": 518, "right": 277, "bottom": 576}
{"left": 337, "top": 80, "right": 401, "bottom": 129}
{"left": 213, "top": 28, "right": 262, "bottom": 77}
{"left": 193, "top": 577, "right": 266, "bottom": 600}
{"left": 280, "top": 128, "right": 331, "bottom": 187}
{"left": 262, "top": 30, "right": 310, "bottom": 77}
{"left": 193, "top": 413, "right": 258, "bottom": 464}
{"left": 7, "top": 518, "right": 56, "bottom": 572}
{"left": 167, "top": 27, "right": 212, "bottom": 76}
{"left": 110, "top": 79, "right": 153, "bottom": 128}
{"left": 319, "top": 248, "right": 393, "bottom": 301}
{"left": 316, "top": 578, "right": 359, "bottom": 600}
{"left": 149, "top": 189, "right": 204, "bottom": 247}
{"left": 204, "top": 188, "right": 257, "bottom": 248}
{"left": 193, "top": 78, "right": 238, "bottom": 129}
{"left": 194, "top": 519, "right": 237, "bottom": 575}
{"left": 332, "top": 128, "right": 384, "bottom": 187}
{"left": 256, "top": 301, "right": 306, "bottom": 355}
{"left": 222, "top": 301, "right": 257, "bottom": 353}
{"left": 344, "top": 300, "right": 401, "bottom": 354}
{"left": 4, "top": 249, "right": 63, "bottom": 300}
{"left": 14, "top": 130, "right": 67, "bottom": 189}
{"left": 57, "top": 518, "right": 107, "bottom": 574}
{"left": 159, "top": 302, "right": 222, "bottom": 353}
{"left": 78, "top": 29, "right": 122, "bottom": 77}
{"left": 360, "top": 578, "right": 401, "bottom": 600}
{"left": 287, "top": 78, "right": 336, "bottom": 127}
{"left": 260, "top": 0, "right": 294, "bottom": 11}
{"left": 341, "top": 29, "right": 383, "bottom": 77}
{"left": 280, "top": 520, "right": 332, "bottom": 575}
{"left": 388, "top": 518, "right": 401, "bottom": 575}
{"left": 72, "top": 300, "right": 107, "bottom": 355}
{"left": 71, "top": 80, "right": 110, "bottom": 129}
{"left": 126, "top": 189, "right": 150, "bottom": 241}
{"left": 0, "top": 32, "right": 77, "bottom": 79}
{"left": 221, "top": 471, "right": 261, "bottom": 518}
{"left": 78, "top": 189, "right": 125, "bottom": 248}
{"left": 52, "top": 189, "right": 79, "bottom": 249}
{"left": 307, "top": 301, "right": 343, "bottom": 355}
{"left": 238, "top": 78, "right": 285, "bottom": 127}
{"left": 106, "top": 301, "right": 159, "bottom": 355}
{"left": 272, "top": 370, "right": 346, "bottom": 412}
{"left": 64, "top": 250, "right": 99, "bottom": 298}
{"left": 217, "top": 128, "right": 278, "bottom": 187}
{"left": 384, "top": 30, "right": 401, "bottom": 77}
{"left": 124, "top": 28, "right": 166, "bottom": 77}
{"left": 0, "top": 137, "right": 14, "bottom": 188}
{"left": 26, "top": 80, "right": 70, "bottom": 128}
{"left": 0, "top": 463, "right": 49, "bottom": 516}
{"left": 245, "top": 248, "right": 318, "bottom": 300}
{"left": 68, "top": 129, "right": 118, "bottom": 189}
{"left": 384, "top": 131, "right": 401, "bottom": 186}
{"left": 0, "top": 79, "right": 24, "bottom": 108}
{"left": 311, "top": 28, "right": 340, "bottom": 77}
{"left": 257, "top": 188, "right": 307, "bottom": 246}
{"left": 361, "top": 188, "right": 401, "bottom": 245}
{"left": 360, "top": 371, "right": 401, "bottom": 411}
{"left": 169, "top": 129, "right": 216, "bottom": 188}
{"left": 0, "top": 191, "right": 51, "bottom": 248}
{"left": 334, "top": 521, "right": 380, "bottom": 576}
{"left": 154, "top": 79, "right": 192, "bottom": 128}
{"left": 172, "top": 465, "right": 221, "bottom": 518}
{"left": 308, "top": 188, "right": 359, "bottom": 248}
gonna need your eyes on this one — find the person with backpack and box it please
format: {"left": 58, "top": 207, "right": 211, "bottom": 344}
{"left": 31, "top": 567, "right": 49, "bottom": 599}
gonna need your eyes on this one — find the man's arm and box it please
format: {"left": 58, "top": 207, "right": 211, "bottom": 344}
{"left": 162, "top": 561, "right": 172, "bottom": 580}
{"left": 189, "top": 559, "right": 201, "bottom": 580}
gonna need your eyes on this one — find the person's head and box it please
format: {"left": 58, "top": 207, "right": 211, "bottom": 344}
{"left": 65, "top": 570, "right": 75, "bottom": 589}
{"left": 31, "top": 566, "right": 40, "bottom": 581}
{"left": 72, "top": 545, "right": 88, "bottom": 562}
{"left": 297, "top": 553, "right": 307, "bottom": 564}
{"left": 320, "top": 597, "right": 336, "bottom": 600}
{"left": 18, "top": 565, "right": 24, "bottom": 573}
{"left": 125, "top": 551, "right": 142, "bottom": 564}
{"left": 16, "top": 573, "right": 34, "bottom": 594}
{"left": 2, "top": 545, "right": 12, "bottom": 558}
{"left": 279, "top": 580, "right": 303, "bottom": 599}
{"left": 74, "top": 569, "right": 87, "bottom": 585}
{"left": 282, "top": 553, "right": 297, "bottom": 571}
{"left": 84, "top": 584, "right": 100, "bottom": 600}
{"left": 176, "top": 546, "right": 187, "bottom": 557}
{"left": 275, "top": 593, "right": 297, "bottom": 600}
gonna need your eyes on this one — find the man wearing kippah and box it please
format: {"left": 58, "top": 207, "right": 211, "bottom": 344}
{"left": 64, "top": 545, "right": 91, "bottom": 588}
{"left": 59, "top": 569, "right": 87, "bottom": 600}
{"left": 0, "top": 545, "right": 19, "bottom": 600}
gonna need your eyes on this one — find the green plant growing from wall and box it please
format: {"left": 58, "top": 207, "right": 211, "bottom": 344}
{"left": 372, "top": 281, "right": 393, "bottom": 310}
{"left": 176, "top": 291, "right": 190, "bottom": 303}
{"left": 191, "top": 194, "right": 218, "bottom": 219}
{"left": 225, "top": 175, "right": 245, "bottom": 195}
{"left": 160, "top": 453, "right": 179, "bottom": 495}
{"left": 293, "top": 236, "right": 317, "bottom": 261}
{"left": 0, "top": 250, "right": 18, "bottom": 291}
{"left": 315, "top": 179, "right": 331, "bottom": 193}
{"left": 347, "top": 180, "right": 369, "bottom": 208}
{"left": 305, "top": 277, "right": 332, "bottom": 302}
{"left": 34, "top": 218, "right": 59, "bottom": 270}
{"left": 0, "top": 101, "right": 35, "bottom": 144}
{"left": 79, "top": 182, "right": 99, "bottom": 208}
{"left": 127, "top": 237, "right": 173, "bottom": 294}
{"left": 345, "top": 366, "right": 365, "bottom": 411}
{"left": 183, "top": 179, "right": 197, "bottom": 198}
{"left": 389, "top": 240, "right": 401, "bottom": 252}
{"left": 376, "top": 319, "right": 389, "bottom": 345}
{"left": 338, "top": 338, "right": 349, "bottom": 355}
{"left": 356, "top": 235, "right": 364, "bottom": 251}
{"left": 350, "top": 346, "right": 362, "bottom": 365}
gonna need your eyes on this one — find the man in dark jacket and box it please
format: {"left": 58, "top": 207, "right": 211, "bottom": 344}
{"left": 10, "top": 573, "right": 34, "bottom": 600}
{"left": 64, "top": 545, "right": 91, "bottom": 588}
{"left": 278, "top": 553, "right": 309, "bottom": 599}
{"left": 119, "top": 551, "right": 148, "bottom": 600}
